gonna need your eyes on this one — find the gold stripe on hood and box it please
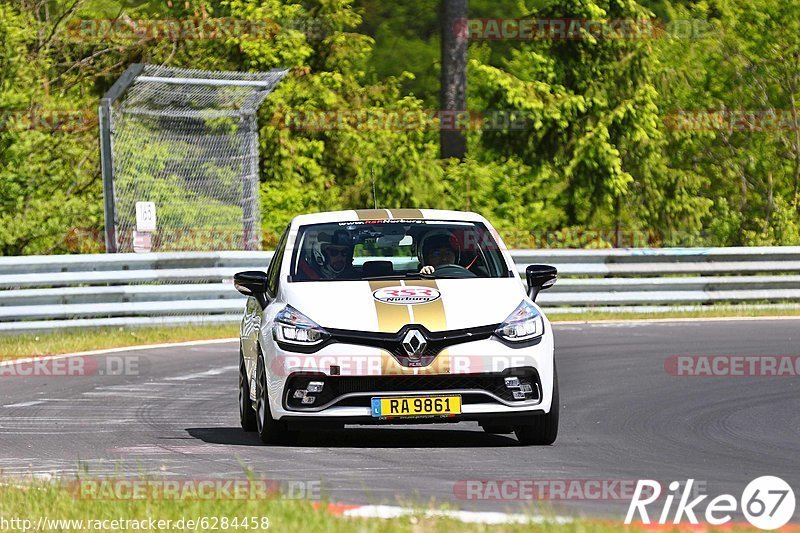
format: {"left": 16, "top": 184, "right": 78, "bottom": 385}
{"left": 368, "top": 280, "right": 410, "bottom": 333}
{"left": 404, "top": 280, "right": 446, "bottom": 332}
{"left": 368, "top": 280, "right": 450, "bottom": 374}
{"left": 408, "top": 279, "right": 449, "bottom": 373}
{"left": 372, "top": 279, "right": 450, "bottom": 375}
{"left": 388, "top": 208, "right": 424, "bottom": 219}
{"left": 355, "top": 209, "right": 390, "bottom": 220}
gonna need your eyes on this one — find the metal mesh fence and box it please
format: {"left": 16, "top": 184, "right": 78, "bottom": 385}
{"left": 109, "top": 64, "right": 287, "bottom": 252}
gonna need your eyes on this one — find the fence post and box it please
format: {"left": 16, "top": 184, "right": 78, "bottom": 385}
{"left": 100, "top": 63, "right": 145, "bottom": 253}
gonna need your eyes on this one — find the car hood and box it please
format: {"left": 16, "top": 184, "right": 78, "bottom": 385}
{"left": 281, "top": 278, "right": 528, "bottom": 333}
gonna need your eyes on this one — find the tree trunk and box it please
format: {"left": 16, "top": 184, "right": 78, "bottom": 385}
{"left": 614, "top": 194, "right": 622, "bottom": 248}
{"left": 764, "top": 171, "right": 774, "bottom": 234}
{"left": 440, "top": 0, "right": 468, "bottom": 160}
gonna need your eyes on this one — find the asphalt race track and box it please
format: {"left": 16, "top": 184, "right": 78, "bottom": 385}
{"left": 1, "top": 319, "right": 799, "bottom": 521}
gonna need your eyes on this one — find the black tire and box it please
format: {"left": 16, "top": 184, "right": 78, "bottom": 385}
{"left": 239, "top": 348, "right": 257, "bottom": 432}
{"left": 514, "top": 365, "right": 559, "bottom": 446}
{"left": 255, "top": 354, "right": 293, "bottom": 445}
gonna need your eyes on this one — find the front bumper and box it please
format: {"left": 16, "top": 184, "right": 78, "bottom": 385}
{"left": 283, "top": 368, "right": 542, "bottom": 412}
{"left": 281, "top": 410, "right": 546, "bottom": 430}
{"left": 263, "top": 323, "right": 555, "bottom": 421}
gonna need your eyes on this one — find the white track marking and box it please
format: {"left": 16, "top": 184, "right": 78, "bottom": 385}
{"left": 80, "top": 391, "right": 173, "bottom": 398}
{"left": 111, "top": 445, "right": 230, "bottom": 455}
{"left": 3, "top": 400, "right": 47, "bottom": 408}
{"left": 93, "top": 385, "right": 168, "bottom": 392}
{"left": 0, "top": 338, "right": 238, "bottom": 368}
{"left": 165, "top": 365, "right": 237, "bottom": 381}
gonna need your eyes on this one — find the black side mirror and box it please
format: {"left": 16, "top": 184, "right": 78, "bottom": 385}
{"left": 526, "top": 265, "right": 557, "bottom": 301}
{"left": 234, "top": 271, "right": 269, "bottom": 308}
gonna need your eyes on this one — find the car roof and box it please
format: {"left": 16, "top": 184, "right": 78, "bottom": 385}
{"left": 290, "top": 209, "right": 489, "bottom": 227}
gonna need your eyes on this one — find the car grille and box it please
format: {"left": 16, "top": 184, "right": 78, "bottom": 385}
{"left": 284, "top": 369, "right": 541, "bottom": 410}
{"left": 326, "top": 324, "right": 499, "bottom": 367}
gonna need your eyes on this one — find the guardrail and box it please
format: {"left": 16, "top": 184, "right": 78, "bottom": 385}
{"left": 1, "top": 247, "right": 799, "bottom": 332}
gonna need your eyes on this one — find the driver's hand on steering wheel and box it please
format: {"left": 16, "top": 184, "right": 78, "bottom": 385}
{"left": 420, "top": 265, "right": 435, "bottom": 275}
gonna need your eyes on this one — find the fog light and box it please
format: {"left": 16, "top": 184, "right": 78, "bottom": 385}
{"left": 520, "top": 383, "right": 533, "bottom": 394}
{"left": 505, "top": 377, "right": 520, "bottom": 388}
{"left": 301, "top": 396, "right": 316, "bottom": 405}
{"left": 293, "top": 390, "right": 306, "bottom": 399}
{"left": 307, "top": 381, "right": 324, "bottom": 393}
{"left": 512, "top": 390, "right": 526, "bottom": 400}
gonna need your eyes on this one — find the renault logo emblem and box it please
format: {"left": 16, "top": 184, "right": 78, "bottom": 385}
{"left": 401, "top": 330, "right": 427, "bottom": 360}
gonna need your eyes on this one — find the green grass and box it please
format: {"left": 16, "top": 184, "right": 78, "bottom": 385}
{"left": 0, "top": 324, "right": 238, "bottom": 362}
{"left": 0, "top": 480, "right": 373, "bottom": 533}
{"left": 0, "top": 479, "right": 758, "bottom": 532}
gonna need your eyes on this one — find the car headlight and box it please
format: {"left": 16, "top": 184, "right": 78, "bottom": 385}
{"left": 273, "top": 305, "right": 330, "bottom": 346}
{"left": 495, "top": 300, "right": 545, "bottom": 342}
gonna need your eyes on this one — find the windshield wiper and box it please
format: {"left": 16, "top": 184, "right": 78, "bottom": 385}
{"left": 362, "top": 273, "right": 436, "bottom": 280}
{"left": 360, "top": 272, "right": 462, "bottom": 281}
{"left": 409, "top": 272, "right": 469, "bottom": 279}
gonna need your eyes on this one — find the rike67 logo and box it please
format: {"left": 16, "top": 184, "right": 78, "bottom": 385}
{"left": 625, "top": 477, "right": 796, "bottom": 530}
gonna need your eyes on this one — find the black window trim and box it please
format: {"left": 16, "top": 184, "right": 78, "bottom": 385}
{"left": 266, "top": 225, "right": 291, "bottom": 299}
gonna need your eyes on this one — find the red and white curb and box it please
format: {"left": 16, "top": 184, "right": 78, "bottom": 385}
{"left": 319, "top": 504, "right": 800, "bottom": 530}
{"left": 319, "top": 503, "right": 572, "bottom": 525}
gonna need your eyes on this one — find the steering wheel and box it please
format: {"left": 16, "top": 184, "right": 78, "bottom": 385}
{"left": 433, "top": 264, "right": 477, "bottom": 278}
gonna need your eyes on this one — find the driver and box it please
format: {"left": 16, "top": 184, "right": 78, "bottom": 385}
{"left": 419, "top": 232, "right": 460, "bottom": 275}
{"left": 315, "top": 230, "right": 356, "bottom": 279}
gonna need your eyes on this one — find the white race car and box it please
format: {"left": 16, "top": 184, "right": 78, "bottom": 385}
{"left": 235, "top": 209, "right": 559, "bottom": 445}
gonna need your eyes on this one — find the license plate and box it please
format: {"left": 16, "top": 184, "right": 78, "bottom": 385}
{"left": 370, "top": 395, "right": 462, "bottom": 418}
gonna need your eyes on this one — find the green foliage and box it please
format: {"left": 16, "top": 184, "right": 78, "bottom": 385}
{"left": 0, "top": 1, "right": 104, "bottom": 254}
{"left": 0, "top": 0, "right": 798, "bottom": 254}
{"left": 654, "top": 0, "right": 800, "bottom": 245}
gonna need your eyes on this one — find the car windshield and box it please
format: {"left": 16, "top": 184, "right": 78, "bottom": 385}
{"left": 290, "top": 220, "right": 512, "bottom": 281}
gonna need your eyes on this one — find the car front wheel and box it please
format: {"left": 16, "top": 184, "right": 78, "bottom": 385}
{"left": 514, "top": 365, "right": 559, "bottom": 446}
{"left": 255, "top": 354, "right": 293, "bottom": 445}
{"left": 239, "top": 347, "right": 257, "bottom": 432}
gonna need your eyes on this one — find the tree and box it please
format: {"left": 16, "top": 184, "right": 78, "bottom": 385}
{"left": 656, "top": 0, "right": 800, "bottom": 244}
{"left": 468, "top": 0, "right": 692, "bottom": 243}
{"left": 439, "top": 0, "right": 467, "bottom": 159}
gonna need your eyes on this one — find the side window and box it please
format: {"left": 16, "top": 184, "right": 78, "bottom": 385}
{"left": 266, "top": 225, "right": 290, "bottom": 298}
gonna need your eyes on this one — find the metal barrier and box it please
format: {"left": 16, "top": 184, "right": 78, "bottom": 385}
{"left": 1, "top": 247, "right": 799, "bottom": 332}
